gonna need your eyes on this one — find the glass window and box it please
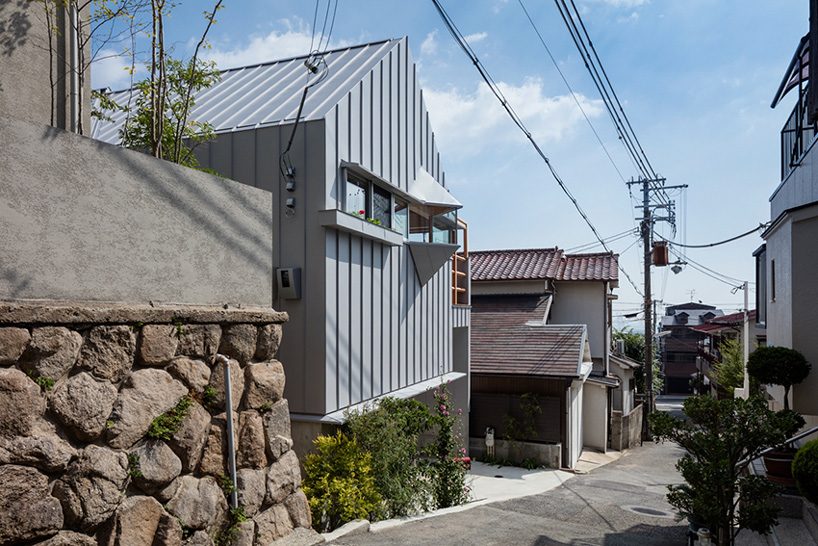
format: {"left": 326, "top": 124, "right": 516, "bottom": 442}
{"left": 432, "top": 212, "right": 457, "bottom": 244}
{"left": 372, "top": 186, "right": 391, "bottom": 227}
{"left": 345, "top": 174, "right": 368, "bottom": 217}
{"left": 409, "top": 208, "right": 430, "bottom": 242}
{"left": 393, "top": 198, "right": 409, "bottom": 237}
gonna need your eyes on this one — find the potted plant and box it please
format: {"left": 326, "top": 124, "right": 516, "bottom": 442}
{"left": 792, "top": 439, "right": 818, "bottom": 505}
{"left": 747, "top": 346, "right": 811, "bottom": 486}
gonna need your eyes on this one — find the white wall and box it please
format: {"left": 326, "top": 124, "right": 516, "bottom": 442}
{"left": 550, "top": 282, "right": 606, "bottom": 359}
{"left": 582, "top": 382, "right": 608, "bottom": 452}
{"left": 567, "top": 380, "right": 583, "bottom": 469}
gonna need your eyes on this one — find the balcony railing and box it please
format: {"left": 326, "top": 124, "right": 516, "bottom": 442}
{"left": 451, "top": 218, "right": 469, "bottom": 306}
{"left": 781, "top": 86, "right": 818, "bottom": 180}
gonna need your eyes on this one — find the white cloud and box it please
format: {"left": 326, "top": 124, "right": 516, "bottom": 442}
{"left": 421, "top": 30, "right": 438, "bottom": 57}
{"left": 492, "top": 0, "right": 510, "bottom": 14}
{"left": 424, "top": 78, "right": 603, "bottom": 157}
{"left": 204, "top": 19, "right": 347, "bottom": 69}
{"left": 597, "top": 0, "right": 648, "bottom": 6}
{"left": 463, "top": 32, "right": 488, "bottom": 45}
{"left": 91, "top": 49, "right": 139, "bottom": 90}
{"left": 617, "top": 11, "right": 639, "bottom": 23}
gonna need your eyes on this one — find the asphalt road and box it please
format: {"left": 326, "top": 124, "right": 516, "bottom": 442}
{"left": 332, "top": 439, "right": 688, "bottom": 546}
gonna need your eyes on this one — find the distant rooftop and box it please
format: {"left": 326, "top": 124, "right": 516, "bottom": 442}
{"left": 470, "top": 248, "right": 618, "bottom": 283}
{"left": 91, "top": 38, "right": 402, "bottom": 144}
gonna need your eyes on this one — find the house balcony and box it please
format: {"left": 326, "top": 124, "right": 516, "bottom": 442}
{"left": 771, "top": 85, "right": 818, "bottom": 219}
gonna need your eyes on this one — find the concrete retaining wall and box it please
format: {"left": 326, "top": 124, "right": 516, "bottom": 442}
{"left": 611, "top": 403, "right": 643, "bottom": 451}
{"left": 469, "top": 437, "right": 561, "bottom": 469}
{"left": 0, "top": 302, "right": 317, "bottom": 546}
{"left": 0, "top": 115, "right": 273, "bottom": 307}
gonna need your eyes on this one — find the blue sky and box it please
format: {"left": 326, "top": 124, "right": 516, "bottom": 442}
{"left": 93, "top": 0, "right": 807, "bottom": 327}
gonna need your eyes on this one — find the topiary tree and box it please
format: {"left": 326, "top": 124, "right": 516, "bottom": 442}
{"left": 650, "top": 395, "right": 805, "bottom": 545}
{"left": 747, "top": 346, "right": 811, "bottom": 410}
{"left": 793, "top": 439, "right": 818, "bottom": 505}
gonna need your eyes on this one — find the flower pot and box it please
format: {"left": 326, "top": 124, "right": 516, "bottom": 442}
{"left": 763, "top": 449, "right": 797, "bottom": 488}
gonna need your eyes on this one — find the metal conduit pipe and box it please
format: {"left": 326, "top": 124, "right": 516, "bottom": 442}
{"left": 215, "top": 354, "right": 238, "bottom": 509}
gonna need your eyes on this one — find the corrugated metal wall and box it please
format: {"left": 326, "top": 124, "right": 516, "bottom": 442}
{"left": 323, "top": 37, "right": 453, "bottom": 412}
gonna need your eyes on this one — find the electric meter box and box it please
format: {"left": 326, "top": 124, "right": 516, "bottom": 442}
{"left": 276, "top": 267, "right": 301, "bottom": 300}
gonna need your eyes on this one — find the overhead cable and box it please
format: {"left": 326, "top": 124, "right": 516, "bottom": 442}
{"left": 656, "top": 223, "right": 768, "bottom": 248}
{"left": 430, "top": 0, "right": 644, "bottom": 297}
{"left": 516, "top": 0, "right": 627, "bottom": 184}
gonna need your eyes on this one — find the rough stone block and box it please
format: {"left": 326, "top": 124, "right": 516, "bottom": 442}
{"left": 167, "top": 356, "right": 211, "bottom": 394}
{"left": 0, "top": 465, "right": 64, "bottom": 543}
{"left": 138, "top": 324, "right": 179, "bottom": 366}
{"left": 131, "top": 440, "right": 182, "bottom": 494}
{"left": 219, "top": 324, "right": 258, "bottom": 364}
{"left": 106, "top": 368, "right": 187, "bottom": 449}
{"left": 255, "top": 323, "right": 283, "bottom": 361}
{"left": 19, "top": 326, "right": 82, "bottom": 381}
{"left": 284, "top": 490, "right": 312, "bottom": 529}
{"left": 263, "top": 399, "right": 293, "bottom": 461}
{"left": 209, "top": 357, "right": 244, "bottom": 411}
{"left": 0, "top": 422, "right": 76, "bottom": 472}
{"left": 243, "top": 360, "right": 285, "bottom": 410}
{"left": 0, "top": 367, "right": 46, "bottom": 437}
{"left": 266, "top": 450, "right": 302, "bottom": 505}
{"left": 168, "top": 400, "right": 211, "bottom": 473}
{"left": 253, "top": 504, "right": 294, "bottom": 546}
{"left": 49, "top": 371, "right": 118, "bottom": 441}
{"left": 165, "top": 475, "right": 228, "bottom": 532}
{"left": 199, "top": 412, "right": 238, "bottom": 477}
{"left": 176, "top": 324, "right": 221, "bottom": 362}
{"left": 52, "top": 445, "right": 129, "bottom": 530}
{"left": 98, "top": 495, "right": 173, "bottom": 546}
{"left": 33, "top": 531, "right": 97, "bottom": 545}
{"left": 236, "top": 468, "right": 266, "bottom": 517}
{"left": 0, "top": 327, "right": 30, "bottom": 365}
{"left": 230, "top": 520, "right": 256, "bottom": 546}
{"left": 238, "top": 411, "right": 268, "bottom": 469}
{"left": 78, "top": 325, "right": 136, "bottom": 383}
{"left": 268, "top": 527, "right": 325, "bottom": 546}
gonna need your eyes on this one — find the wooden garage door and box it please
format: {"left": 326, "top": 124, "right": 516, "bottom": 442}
{"left": 470, "top": 392, "right": 561, "bottom": 443}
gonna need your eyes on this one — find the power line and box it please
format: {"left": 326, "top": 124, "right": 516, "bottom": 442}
{"left": 430, "top": 0, "right": 644, "bottom": 296}
{"left": 564, "top": 228, "right": 637, "bottom": 253}
{"left": 656, "top": 223, "right": 768, "bottom": 248}
{"left": 515, "top": 0, "right": 627, "bottom": 183}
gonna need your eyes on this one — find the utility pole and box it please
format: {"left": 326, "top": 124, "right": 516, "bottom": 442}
{"left": 626, "top": 177, "right": 687, "bottom": 438}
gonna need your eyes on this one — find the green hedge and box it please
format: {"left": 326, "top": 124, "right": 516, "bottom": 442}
{"left": 793, "top": 439, "right": 818, "bottom": 505}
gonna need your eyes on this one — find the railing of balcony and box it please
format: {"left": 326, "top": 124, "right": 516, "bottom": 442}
{"left": 452, "top": 218, "right": 469, "bottom": 306}
{"left": 781, "top": 86, "right": 818, "bottom": 180}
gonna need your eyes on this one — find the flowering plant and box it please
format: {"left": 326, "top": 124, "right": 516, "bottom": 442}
{"left": 429, "top": 382, "right": 470, "bottom": 508}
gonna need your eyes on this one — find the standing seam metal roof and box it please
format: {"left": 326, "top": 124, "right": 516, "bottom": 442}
{"left": 91, "top": 38, "right": 401, "bottom": 144}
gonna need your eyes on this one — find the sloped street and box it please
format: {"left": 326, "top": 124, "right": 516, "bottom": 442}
{"left": 333, "top": 439, "right": 688, "bottom": 545}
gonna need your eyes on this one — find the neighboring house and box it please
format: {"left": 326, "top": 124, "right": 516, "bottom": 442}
{"left": 659, "top": 302, "right": 724, "bottom": 394}
{"left": 757, "top": 4, "right": 818, "bottom": 429}
{"left": 92, "top": 38, "right": 472, "bottom": 453}
{"left": 609, "top": 352, "right": 641, "bottom": 451}
{"left": 691, "top": 310, "right": 765, "bottom": 397}
{"left": 467, "top": 248, "right": 620, "bottom": 468}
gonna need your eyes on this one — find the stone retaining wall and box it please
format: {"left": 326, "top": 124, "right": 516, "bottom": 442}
{"left": 610, "top": 403, "right": 643, "bottom": 451}
{"left": 0, "top": 302, "right": 315, "bottom": 546}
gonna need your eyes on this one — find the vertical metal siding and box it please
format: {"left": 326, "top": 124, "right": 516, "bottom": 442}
{"left": 321, "top": 37, "right": 456, "bottom": 413}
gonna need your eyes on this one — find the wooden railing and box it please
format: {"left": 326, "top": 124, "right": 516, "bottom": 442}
{"left": 452, "top": 218, "right": 469, "bottom": 306}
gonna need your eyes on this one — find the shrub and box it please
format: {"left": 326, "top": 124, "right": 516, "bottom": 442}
{"left": 747, "top": 346, "right": 811, "bottom": 410}
{"left": 650, "top": 395, "right": 805, "bottom": 545}
{"left": 346, "top": 397, "right": 434, "bottom": 518}
{"left": 793, "top": 439, "right": 818, "bottom": 505}
{"left": 303, "top": 431, "right": 382, "bottom": 532}
{"left": 429, "top": 383, "right": 470, "bottom": 509}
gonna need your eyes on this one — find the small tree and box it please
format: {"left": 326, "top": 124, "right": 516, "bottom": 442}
{"left": 713, "top": 337, "right": 744, "bottom": 396}
{"left": 650, "top": 396, "right": 804, "bottom": 545}
{"left": 747, "top": 346, "right": 811, "bottom": 410}
{"left": 613, "top": 328, "right": 663, "bottom": 394}
{"left": 429, "top": 382, "right": 469, "bottom": 509}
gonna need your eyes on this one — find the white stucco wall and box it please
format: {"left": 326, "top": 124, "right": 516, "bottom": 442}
{"left": 582, "top": 382, "right": 608, "bottom": 452}
{"left": 550, "top": 282, "right": 606, "bottom": 359}
{"left": 567, "top": 380, "right": 583, "bottom": 469}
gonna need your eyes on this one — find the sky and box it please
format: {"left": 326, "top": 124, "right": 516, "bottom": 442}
{"left": 92, "top": 0, "right": 808, "bottom": 330}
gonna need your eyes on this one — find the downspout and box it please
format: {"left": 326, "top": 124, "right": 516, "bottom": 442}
{"left": 69, "top": 3, "right": 79, "bottom": 133}
{"left": 216, "top": 354, "right": 239, "bottom": 509}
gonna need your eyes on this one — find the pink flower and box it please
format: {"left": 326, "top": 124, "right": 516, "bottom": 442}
{"left": 359, "top": 209, "right": 365, "bottom": 215}
{"left": 457, "top": 408, "right": 463, "bottom": 415}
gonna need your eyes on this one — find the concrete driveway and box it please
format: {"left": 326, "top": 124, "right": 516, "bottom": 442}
{"left": 332, "top": 440, "right": 688, "bottom": 545}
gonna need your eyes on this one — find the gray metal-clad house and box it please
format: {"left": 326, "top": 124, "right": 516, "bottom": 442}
{"left": 92, "top": 37, "right": 471, "bottom": 451}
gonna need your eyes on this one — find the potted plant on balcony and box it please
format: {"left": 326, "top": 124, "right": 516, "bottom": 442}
{"left": 747, "top": 346, "right": 812, "bottom": 486}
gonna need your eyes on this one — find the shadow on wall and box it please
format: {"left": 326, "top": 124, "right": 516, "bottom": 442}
{"left": 0, "top": 268, "right": 32, "bottom": 300}
{"left": 0, "top": 0, "right": 31, "bottom": 57}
